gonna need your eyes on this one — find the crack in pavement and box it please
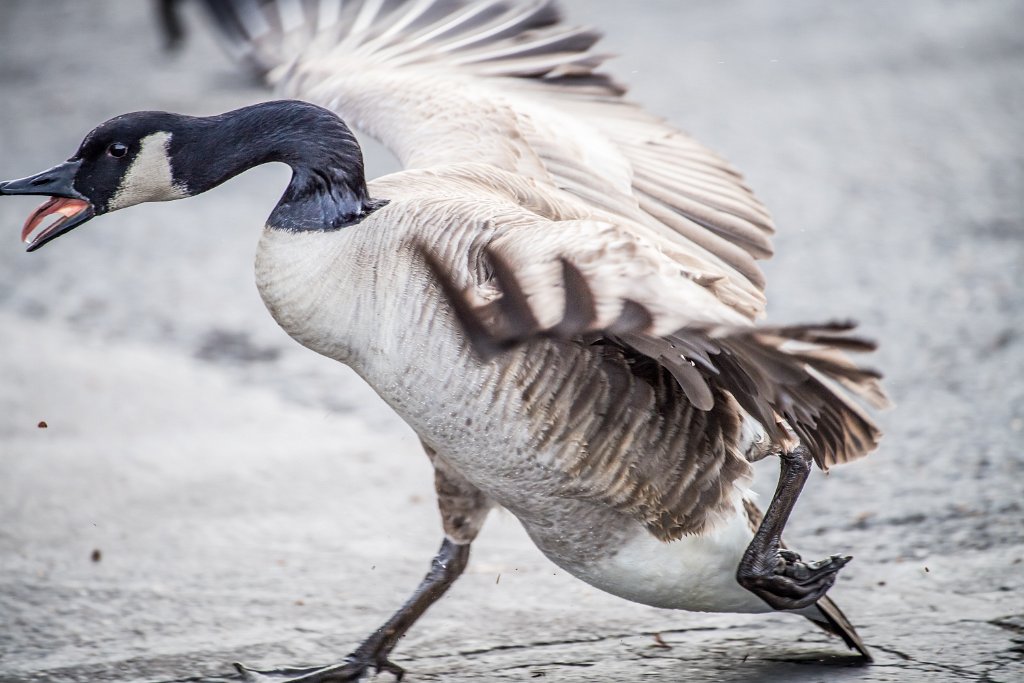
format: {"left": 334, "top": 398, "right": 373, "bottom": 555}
{"left": 987, "top": 615, "right": 1024, "bottom": 636}
{"left": 492, "top": 660, "right": 597, "bottom": 672}
{"left": 417, "top": 625, "right": 728, "bottom": 660}
{"left": 868, "top": 643, "right": 1007, "bottom": 681}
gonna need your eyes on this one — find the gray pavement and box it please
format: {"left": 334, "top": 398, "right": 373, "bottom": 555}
{"left": 1, "top": 1, "right": 1022, "bottom": 681}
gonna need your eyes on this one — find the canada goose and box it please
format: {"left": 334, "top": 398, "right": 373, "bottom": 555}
{"left": 1, "top": 0, "right": 889, "bottom": 679}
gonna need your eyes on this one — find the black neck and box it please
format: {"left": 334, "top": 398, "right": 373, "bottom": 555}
{"left": 169, "top": 101, "right": 382, "bottom": 231}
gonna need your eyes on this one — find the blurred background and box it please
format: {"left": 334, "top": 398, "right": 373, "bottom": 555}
{"left": 0, "top": 1, "right": 1021, "bottom": 681}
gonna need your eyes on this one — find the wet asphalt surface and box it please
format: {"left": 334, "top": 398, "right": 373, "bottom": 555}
{"left": 1, "top": 1, "right": 1022, "bottom": 681}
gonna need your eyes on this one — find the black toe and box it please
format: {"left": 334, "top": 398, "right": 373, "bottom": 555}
{"left": 740, "top": 551, "right": 852, "bottom": 610}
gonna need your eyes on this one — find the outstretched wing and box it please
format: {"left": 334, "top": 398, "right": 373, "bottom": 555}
{"left": 196, "top": 0, "right": 773, "bottom": 319}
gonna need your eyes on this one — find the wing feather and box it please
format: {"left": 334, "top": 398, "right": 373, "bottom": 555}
{"left": 417, "top": 214, "right": 888, "bottom": 470}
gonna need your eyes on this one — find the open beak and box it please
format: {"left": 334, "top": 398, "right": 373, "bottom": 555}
{"left": 0, "top": 160, "right": 96, "bottom": 251}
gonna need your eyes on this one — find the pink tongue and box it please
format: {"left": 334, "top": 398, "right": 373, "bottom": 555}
{"left": 21, "top": 197, "right": 90, "bottom": 243}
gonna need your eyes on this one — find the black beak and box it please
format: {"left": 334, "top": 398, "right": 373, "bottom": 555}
{"left": 0, "top": 160, "right": 83, "bottom": 198}
{"left": 0, "top": 160, "right": 96, "bottom": 251}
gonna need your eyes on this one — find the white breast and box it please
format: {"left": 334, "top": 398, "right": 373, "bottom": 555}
{"left": 255, "top": 226, "right": 376, "bottom": 364}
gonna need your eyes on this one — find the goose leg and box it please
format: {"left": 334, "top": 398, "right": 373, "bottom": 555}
{"left": 736, "top": 445, "right": 851, "bottom": 610}
{"left": 236, "top": 448, "right": 491, "bottom": 682}
{"left": 235, "top": 539, "right": 469, "bottom": 682}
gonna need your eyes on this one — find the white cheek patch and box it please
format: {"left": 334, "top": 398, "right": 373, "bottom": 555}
{"left": 107, "top": 131, "right": 189, "bottom": 211}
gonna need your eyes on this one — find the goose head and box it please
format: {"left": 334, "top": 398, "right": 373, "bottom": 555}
{"left": 0, "top": 112, "right": 194, "bottom": 251}
{"left": 1, "top": 100, "right": 376, "bottom": 251}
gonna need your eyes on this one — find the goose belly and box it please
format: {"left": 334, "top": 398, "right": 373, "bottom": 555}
{"left": 522, "top": 497, "right": 772, "bottom": 614}
{"left": 362, "top": 342, "right": 767, "bottom": 614}
{"left": 384, "top": 362, "right": 767, "bottom": 613}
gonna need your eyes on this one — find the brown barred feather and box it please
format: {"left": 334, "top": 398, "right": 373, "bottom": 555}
{"left": 418, "top": 242, "right": 887, "bottom": 537}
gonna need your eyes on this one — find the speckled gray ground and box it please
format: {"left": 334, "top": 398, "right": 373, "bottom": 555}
{"left": 1, "top": 1, "right": 1022, "bottom": 682}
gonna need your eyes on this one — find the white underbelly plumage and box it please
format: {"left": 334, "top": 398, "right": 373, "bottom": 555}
{"left": 515, "top": 491, "right": 772, "bottom": 614}
{"left": 572, "top": 499, "right": 770, "bottom": 613}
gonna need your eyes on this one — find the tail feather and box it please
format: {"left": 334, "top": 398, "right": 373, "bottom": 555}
{"left": 804, "top": 595, "right": 873, "bottom": 661}
{"left": 646, "top": 321, "right": 890, "bottom": 469}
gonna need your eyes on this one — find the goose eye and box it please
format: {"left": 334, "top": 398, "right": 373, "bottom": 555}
{"left": 107, "top": 142, "right": 128, "bottom": 158}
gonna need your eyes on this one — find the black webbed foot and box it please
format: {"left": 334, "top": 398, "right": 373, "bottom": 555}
{"left": 739, "top": 549, "right": 852, "bottom": 610}
{"left": 736, "top": 446, "right": 854, "bottom": 611}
